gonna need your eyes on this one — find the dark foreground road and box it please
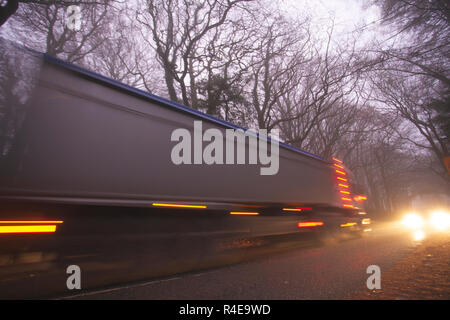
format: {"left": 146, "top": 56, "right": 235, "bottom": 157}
{"left": 0, "top": 205, "right": 372, "bottom": 299}
{"left": 64, "top": 223, "right": 425, "bottom": 300}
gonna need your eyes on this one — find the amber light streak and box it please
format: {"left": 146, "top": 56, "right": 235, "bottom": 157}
{"left": 230, "top": 212, "right": 260, "bottom": 215}
{"left": 333, "top": 157, "right": 355, "bottom": 210}
{"left": 298, "top": 221, "right": 324, "bottom": 228}
{"left": 0, "top": 221, "right": 63, "bottom": 224}
{"left": 340, "top": 222, "right": 357, "bottom": 227}
{"left": 282, "top": 208, "right": 302, "bottom": 212}
{"left": 0, "top": 220, "right": 63, "bottom": 234}
{"left": 0, "top": 225, "right": 57, "bottom": 233}
{"left": 152, "top": 203, "right": 207, "bottom": 209}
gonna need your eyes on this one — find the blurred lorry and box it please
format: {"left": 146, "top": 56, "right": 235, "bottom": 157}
{"left": 0, "top": 38, "right": 369, "bottom": 238}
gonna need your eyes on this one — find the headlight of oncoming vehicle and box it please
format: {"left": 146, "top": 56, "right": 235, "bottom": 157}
{"left": 429, "top": 210, "right": 450, "bottom": 231}
{"left": 402, "top": 213, "right": 423, "bottom": 229}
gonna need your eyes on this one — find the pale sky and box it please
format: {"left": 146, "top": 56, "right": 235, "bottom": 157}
{"left": 280, "top": 0, "right": 380, "bottom": 29}
{"left": 276, "top": 0, "right": 382, "bottom": 43}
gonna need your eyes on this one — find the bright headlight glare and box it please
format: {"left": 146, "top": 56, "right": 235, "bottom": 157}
{"left": 402, "top": 213, "right": 423, "bottom": 229}
{"left": 413, "top": 229, "right": 425, "bottom": 241}
{"left": 429, "top": 210, "right": 450, "bottom": 231}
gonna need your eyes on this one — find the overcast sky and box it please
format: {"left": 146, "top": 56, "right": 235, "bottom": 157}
{"left": 277, "top": 0, "right": 382, "bottom": 39}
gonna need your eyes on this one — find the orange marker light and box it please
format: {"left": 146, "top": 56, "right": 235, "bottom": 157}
{"left": 340, "top": 222, "right": 357, "bottom": 227}
{"left": 354, "top": 195, "right": 367, "bottom": 202}
{"left": 336, "top": 170, "right": 346, "bottom": 175}
{"left": 332, "top": 157, "right": 343, "bottom": 163}
{"left": 338, "top": 184, "right": 349, "bottom": 188}
{"left": 298, "top": 221, "right": 324, "bottom": 228}
{"left": 0, "top": 225, "right": 57, "bottom": 234}
{"left": 152, "top": 203, "right": 207, "bottom": 209}
{"left": 230, "top": 212, "right": 259, "bottom": 215}
{"left": 0, "top": 221, "right": 63, "bottom": 224}
{"left": 341, "top": 197, "right": 352, "bottom": 201}
{"left": 283, "top": 208, "right": 302, "bottom": 212}
{"left": 343, "top": 204, "right": 354, "bottom": 208}
{"left": 337, "top": 177, "right": 347, "bottom": 182}
{"left": 334, "top": 164, "right": 344, "bottom": 169}
{"left": 340, "top": 191, "right": 350, "bottom": 195}
{"left": 0, "top": 220, "right": 63, "bottom": 234}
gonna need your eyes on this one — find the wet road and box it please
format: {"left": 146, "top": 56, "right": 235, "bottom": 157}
{"left": 65, "top": 223, "right": 419, "bottom": 300}
{"left": 1, "top": 204, "right": 374, "bottom": 299}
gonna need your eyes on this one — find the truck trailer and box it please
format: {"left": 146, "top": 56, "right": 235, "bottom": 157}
{"left": 0, "top": 39, "right": 370, "bottom": 298}
{"left": 0, "top": 39, "right": 365, "bottom": 214}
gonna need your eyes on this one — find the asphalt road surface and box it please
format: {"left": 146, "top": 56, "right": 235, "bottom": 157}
{"left": 64, "top": 223, "right": 419, "bottom": 300}
{"left": 0, "top": 206, "right": 372, "bottom": 299}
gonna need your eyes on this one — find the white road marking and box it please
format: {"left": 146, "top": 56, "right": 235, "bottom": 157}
{"left": 59, "top": 276, "right": 181, "bottom": 299}
{"left": 59, "top": 265, "right": 229, "bottom": 299}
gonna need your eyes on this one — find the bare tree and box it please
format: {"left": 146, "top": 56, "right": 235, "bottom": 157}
{"left": 275, "top": 23, "right": 367, "bottom": 151}
{"left": 245, "top": 15, "right": 313, "bottom": 130}
{"left": 362, "top": 0, "right": 450, "bottom": 184}
{"left": 372, "top": 0, "right": 449, "bottom": 84}
{"left": 6, "top": 0, "right": 113, "bottom": 63}
{"left": 81, "top": 3, "right": 165, "bottom": 93}
{"left": 135, "top": 0, "right": 254, "bottom": 105}
{"left": 369, "top": 68, "right": 449, "bottom": 183}
{"left": 193, "top": 14, "right": 256, "bottom": 122}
